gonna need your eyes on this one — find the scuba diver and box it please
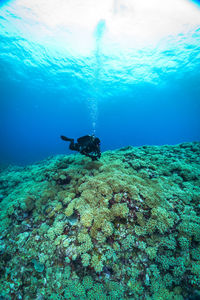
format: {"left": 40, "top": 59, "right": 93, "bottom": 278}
{"left": 61, "top": 134, "right": 101, "bottom": 161}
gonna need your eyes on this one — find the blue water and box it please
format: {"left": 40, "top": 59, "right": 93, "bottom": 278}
{"left": 0, "top": 0, "right": 200, "bottom": 165}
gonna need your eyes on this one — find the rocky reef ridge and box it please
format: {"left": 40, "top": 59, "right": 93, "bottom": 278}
{"left": 0, "top": 142, "right": 200, "bottom": 299}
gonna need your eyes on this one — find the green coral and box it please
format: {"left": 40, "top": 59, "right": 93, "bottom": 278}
{"left": 82, "top": 275, "right": 94, "bottom": 290}
{"left": 178, "top": 236, "right": 190, "bottom": 250}
{"left": 91, "top": 254, "right": 104, "bottom": 273}
{"left": 146, "top": 246, "right": 158, "bottom": 260}
{"left": 81, "top": 253, "right": 91, "bottom": 267}
{"left": 151, "top": 207, "right": 175, "bottom": 233}
{"left": 0, "top": 142, "right": 200, "bottom": 299}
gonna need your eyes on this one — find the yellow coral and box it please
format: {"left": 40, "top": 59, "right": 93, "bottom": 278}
{"left": 64, "top": 199, "right": 77, "bottom": 217}
{"left": 80, "top": 210, "right": 94, "bottom": 227}
{"left": 111, "top": 203, "right": 129, "bottom": 218}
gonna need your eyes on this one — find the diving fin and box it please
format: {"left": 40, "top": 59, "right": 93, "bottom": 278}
{"left": 60, "top": 135, "right": 73, "bottom": 142}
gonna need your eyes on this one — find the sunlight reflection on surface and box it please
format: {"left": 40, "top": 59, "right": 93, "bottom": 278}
{"left": 1, "top": 0, "right": 200, "bottom": 52}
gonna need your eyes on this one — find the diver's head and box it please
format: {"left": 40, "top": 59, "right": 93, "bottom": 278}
{"left": 90, "top": 134, "right": 100, "bottom": 145}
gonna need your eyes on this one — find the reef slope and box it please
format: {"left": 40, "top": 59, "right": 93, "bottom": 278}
{"left": 0, "top": 142, "right": 200, "bottom": 299}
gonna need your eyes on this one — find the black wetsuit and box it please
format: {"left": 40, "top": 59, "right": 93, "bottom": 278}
{"left": 61, "top": 135, "right": 101, "bottom": 161}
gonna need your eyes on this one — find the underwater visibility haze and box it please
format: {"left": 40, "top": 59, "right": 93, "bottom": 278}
{"left": 0, "top": 0, "right": 200, "bottom": 165}
{"left": 0, "top": 0, "right": 200, "bottom": 299}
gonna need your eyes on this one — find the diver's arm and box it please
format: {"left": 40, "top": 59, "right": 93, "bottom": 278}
{"left": 60, "top": 136, "right": 73, "bottom": 142}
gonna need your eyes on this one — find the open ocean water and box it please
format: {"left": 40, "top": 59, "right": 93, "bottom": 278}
{"left": 0, "top": 0, "right": 200, "bottom": 166}
{"left": 0, "top": 1, "right": 200, "bottom": 300}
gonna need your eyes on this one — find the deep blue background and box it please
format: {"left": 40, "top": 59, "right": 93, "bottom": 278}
{"left": 0, "top": 2, "right": 200, "bottom": 166}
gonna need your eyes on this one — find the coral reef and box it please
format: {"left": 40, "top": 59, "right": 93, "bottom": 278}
{"left": 0, "top": 142, "right": 200, "bottom": 299}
